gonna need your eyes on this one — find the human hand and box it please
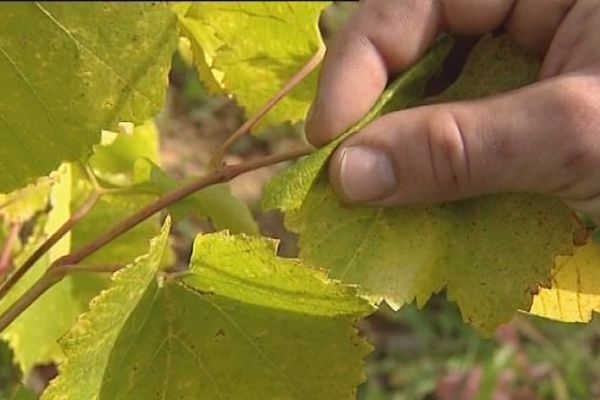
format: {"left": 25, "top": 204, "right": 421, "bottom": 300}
{"left": 306, "top": 0, "right": 600, "bottom": 221}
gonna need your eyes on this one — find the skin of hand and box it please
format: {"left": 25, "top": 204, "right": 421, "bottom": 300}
{"left": 305, "top": 0, "right": 600, "bottom": 222}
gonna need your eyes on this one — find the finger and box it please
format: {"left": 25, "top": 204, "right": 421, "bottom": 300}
{"left": 505, "top": 0, "right": 575, "bottom": 55}
{"left": 306, "top": 0, "right": 516, "bottom": 147}
{"left": 326, "top": 72, "right": 600, "bottom": 208}
{"left": 540, "top": 0, "right": 600, "bottom": 79}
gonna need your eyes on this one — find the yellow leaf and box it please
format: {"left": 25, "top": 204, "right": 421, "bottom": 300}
{"left": 530, "top": 241, "right": 600, "bottom": 323}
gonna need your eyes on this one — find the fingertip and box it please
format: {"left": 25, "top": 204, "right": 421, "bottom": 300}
{"left": 304, "top": 103, "right": 317, "bottom": 145}
{"left": 328, "top": 142, "right": 398, "bottom": 205}
{"left": 327, "top": 145, "right": 348, "bottom": 201}
{"left": 304, "top": 100, "right": 336, "bottom": 148}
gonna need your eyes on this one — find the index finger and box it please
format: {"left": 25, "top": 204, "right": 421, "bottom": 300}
{"left": 305, "top": 0, "right": 515, "bottom": 147}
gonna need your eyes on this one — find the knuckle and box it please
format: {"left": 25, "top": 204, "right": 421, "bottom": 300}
{"left": 551, "top": 77, "right": 600, "bottom": 131}
{"left": 424, "top": 108, "right": 471, "bottom": 196}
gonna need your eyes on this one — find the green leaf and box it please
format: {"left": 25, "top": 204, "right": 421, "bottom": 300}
{"left": 176, "top": 36, "right": 194, "bottom": 69}
{"left": 262, "top": 36, "right": 455, "bottom": 213}
{"left": 432, "top": 35, "right": 540, "bottom": 103}
{"left": 185, "top": 233, "right": 373, "bottom": 317}
{"left": 131, "top": 158, "right": 259, "bottom": 234}
{"left": 88, "top": 118, "right": 258, "bottom": 234}
{"left": 0, "top": 3, "right": 177, "bottom": 192}
{"left": 178, "top": 2, "right": 329, "bottom": 131}
{"left": 441, "top": 196, "right": 572, "bottom": 332}
{"left": 0, "top": 177, "right": 52, "bottom": 224}
{"left": 185, "top": 184, "right": 258, "bottom": 234}
{"left": 296, "top": 178, "right": 572, "bottom": 332}
{"left": 263, "top": 35, "right": 576, "bottom": 334}
{"left": 44, "top": 231, "right": 373, "bottom": 399}
{"left": 70, "top": 164, "right": 162, "bottom": 266}
{"left": 78, "top": 118, "right": 167, "bottom": 264}
{"left": 8, "top": 386, "right": 35, "bottom": 400}
{"left": 175, "top": 4, "right": 225, "bottom": 95}
{"left": 170, "top": 2, "right": 191, "bottom": 18}
{"left": 42, "top": 218, "right": 172, "bottom": 400}
{"left": 320, "top": 3, "right": 360, "bottom": 43}
{"left": 0, "top": 225, "right": 6, "bottom": 247}
{"left": 0, "top": 341, "right": 21, "bottom": 399}
{"left": 89, "top": 120, "right": 160, "bottom": 187}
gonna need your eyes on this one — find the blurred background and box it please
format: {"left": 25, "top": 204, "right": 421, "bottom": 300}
{"left": 2, "top": 3, "right": 600, "bottom": 399}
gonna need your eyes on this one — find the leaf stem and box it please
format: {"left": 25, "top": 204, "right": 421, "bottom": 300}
{"left": 0, "top": 146, "right": 312, "bottom": 332}
{"left": 0, "top": 223, "right": 21, "bottom": 281}
{"left": 0, "top": 190, "right": 102, "bottom": 302}
{"left": 208, "top": 46, "right": 325, "bottom": 169}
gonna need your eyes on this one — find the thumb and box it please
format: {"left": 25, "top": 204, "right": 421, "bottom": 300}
{"left": 327, "top": 73, "right": 600, "bottom": 208}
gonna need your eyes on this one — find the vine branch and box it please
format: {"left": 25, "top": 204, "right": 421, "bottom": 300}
{"left": 208, "top": 46, "right": 325, "bottom": 169}
{"left": 0, "top": 146, "right": 312, "bottom": 332}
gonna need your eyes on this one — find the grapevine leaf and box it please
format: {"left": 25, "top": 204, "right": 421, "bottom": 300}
{"left": 41, "top": 218, "right": 172, "bottom": 400}
{"left": 181, "top": 184, "right": 258, "bottom": 234}
{"left": 89, "top": 120, "right": 160, "bottom": 188}
{"left": 0, "top": 225, "right": 6, "bottom": 248}
{"left": 77, "top": 119, "right": 166, "bottom": 265}
{"left": 262, "top": 36, "right": 455, "bottom": 213}
{"left": 432, "top": 35, "right": 540, "bottom": 103}
{"left": 175, "top": 5, "right": 225, "bottom": 95}
{"left": 441, "top": 195, "right": 572, "bottom": 331}
{"left": 0, "top": 341, "right": 20, "bottom": 399}
{"left": 131, "top": 158, "right": 259, "bottom": 234}
{"left": 0, "top": 3, "right": 177, "bottom": 192}
{"left": 88, "top": 118, "right": 258, "bottom": 234}
{"left": 320, "top": 3, "right": 360, "bottom": 43}
{"left": 70, "top": 164, "right": 161, "bottom": 266}
{"left": 178, "top": 2, "right": 329, "bottom": 131}
{"left": 185, "top": 233, "right": 373, "bottom": 318}
{"left": 44, "top": 232, "right": 373, "bottom": 399}
{"left": 8, "top": 386, "right": 35, "bottom": 400}
{"left": 170, "top": 2, "right": 191, "bottom": 18}
{"left": 264, "top": 35, "right": 576, "bottom": 334}
{"left": 0, "top": 177, "right": 52, "bottom": 224}
{"left": 529, "top": 241, "right": 600, "bottom": 322}
{"left": 296, "top": 177, "right": 572, "bottom": 334}
{"left": 176, "top": 36, "right": 194, "bottom": 69}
